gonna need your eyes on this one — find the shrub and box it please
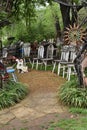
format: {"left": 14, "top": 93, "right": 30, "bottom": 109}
{"left": 0, "top": 81, "right": 28, "bottom": 110}
{"left": 58, "top": 79, "right": 87, "bottom": 108}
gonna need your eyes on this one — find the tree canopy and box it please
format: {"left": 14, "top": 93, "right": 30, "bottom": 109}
{"left": 0, "top": 0, "right": 87, "bottom": 43}
{"left": 0, "top": 0, "right": 86, "bottom": 25}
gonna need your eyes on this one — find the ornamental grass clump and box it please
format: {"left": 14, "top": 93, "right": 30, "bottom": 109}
{"left": 58, "top": 79, "right": 87, "bottom": 108}
{"left": 0, "top": 81, "right": 28, "bottom": 110}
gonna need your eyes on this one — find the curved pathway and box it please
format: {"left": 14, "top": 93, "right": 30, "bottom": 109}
{"left": 0, "top": 70, "right": 68, "bottom": 130}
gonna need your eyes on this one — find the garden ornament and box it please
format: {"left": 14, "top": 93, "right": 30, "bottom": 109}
{"left": 64, "top": 23, "right": 86, "bottom": 45}
{"left": 64, "top": 23, "right": 87, "bottom": 87}
{"left": 16, "top": 59, "right": 28, "bottom": 73}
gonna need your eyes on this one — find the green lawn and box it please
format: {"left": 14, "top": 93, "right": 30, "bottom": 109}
{"left": 48, "top": 108, "right": 87, "bottom": 130}
{"left": 48, "top": 117, "right": 87, "bottom": 130}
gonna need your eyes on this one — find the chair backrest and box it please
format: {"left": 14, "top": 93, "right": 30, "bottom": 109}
{"left": 69, "top": 45, "right": 77, "bottom": 62}
{"left": 60, "top": 45, "right": 69, "bottom": 61}
{"left": 38, "top": 45, "right": 44, "bottom": 58}
{"left": 23, "top": 43, "right": 31, "bottom": 57}
{"left": 46, "top": 44, "right": 54, "bottom": 58}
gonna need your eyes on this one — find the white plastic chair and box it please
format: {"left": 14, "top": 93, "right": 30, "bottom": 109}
{"left": 23, "top": 43, "right": 31, "bottom": 57}
{"left": 32, "top": 45, "right": 44, "bottom": 69}
{"left": 46, "top": 44, "right": 54, "bottom": 58}
{"left": 36, "top": 45, "right": 44, "bottom": 70}
{"left": 22, "top": 43, "right": 31, "bottom": 64}
{"left": 52, "top": 45, "right": 69, "bottom": 77}
{"left": 41, "top": 44, "right": 54, "bottom": 70}
{"left": 66, "top": 45, "right": 77, "bottom": 81}
{"left": 57, "top": 46, "right": 70, "bottom": 77}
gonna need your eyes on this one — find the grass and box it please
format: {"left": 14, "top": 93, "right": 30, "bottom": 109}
{"left": 30, "top": 63, "right": 53, "bottom": 71}
{"left": 49, "top": 117, "right": 87, "bottom": 130}
{"left": 47, "top": 107, "right": 87, "bottom": 130}
{"left": 69, "top": 107, "right": 87, "bottom": 115}
{"left": 27, "top": 62, "right": 62, "bottom": 73}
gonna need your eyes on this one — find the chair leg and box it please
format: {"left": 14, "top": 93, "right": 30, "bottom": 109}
{"left": 36, "top": 60, "right": 38, "bottom": 70}
{"left": 63, "top": 65, "right": 65, "bottom": 78}
{"left": 23, "top": 58, "right": 26, "bottom": 66}
{"left": 12, "top": 73, "right": 18, "bottom": 82}
{"left": 58, "top": 63, "right": 61, "bottom": 75}
{"left": 66, "top": 66, "right": 69, "bottom": 79}
{"left": 29, "top": 58, "right": 32, "bottom": 65}
{"left": 67, "top": 66, "right": 71, "bottom": 81}
{"left": 52, "top": 61, "right": 56, "bottom": 73}
{"left": 45, "top": 61, "right": 47, "bottom": 71}
{"left": 32, "top": 60, "right": 34, "bottom": 69}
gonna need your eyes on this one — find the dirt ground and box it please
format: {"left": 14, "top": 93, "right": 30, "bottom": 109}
{"left": 17, "top": 70, "right": 66, "bottom": 94}
{"left": 0, "top": 70, "right": 75, "bottom": 130}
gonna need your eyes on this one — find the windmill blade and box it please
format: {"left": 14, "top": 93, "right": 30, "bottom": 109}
{"left": 64, "top": 34, "right": 68, "bottom": 37}
{"left": 73, "top": 23, "right": 76, "bottom": 28}
{"left": 66, "top": 27, "right": 70, "bottom": 31}
{"left": 64, "top": 38, "right": 69, "bottom": 41}
{"left": 64, "top": 31, "right": 69, "bottom": 34}
{"left": 69, "top": 24, "right": 73, "bottom": 29}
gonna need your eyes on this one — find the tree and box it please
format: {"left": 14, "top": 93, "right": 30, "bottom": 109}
{"left": 0, "top": 0, "right": 87, "bottom": 41}
{"left": 0, "top": 0, "right": 86, "bottom": 29}
{"left": 49, "top": 3, "right": 62, "bottom": 40}
{"left": 53, "top": 0, "right": 87, "bottom": 29}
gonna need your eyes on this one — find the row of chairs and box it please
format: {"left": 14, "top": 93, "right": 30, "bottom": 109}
{"left": 52, "top": 45, "right": 76, "bottom": 81}
{"left": 32, "top": 44, "right": 77, "bottom": 81}
{"left": 0, "top": 43, "right": 55, "bottom": 83}
{"left": 0, "top": 43, "right": 77, "bottom": 84}
{"left": 31, "top": 44, "right": 56, "bottom": 70}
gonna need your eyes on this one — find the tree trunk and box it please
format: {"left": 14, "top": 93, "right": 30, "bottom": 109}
{"left": 60, "top": 3, "right": 71, "bottom": 29}
{"left": 55, "top": 16, "right": 61, "bottom": 40}
{"left": 72, "top": 7, "right": 78, "bottom": 25}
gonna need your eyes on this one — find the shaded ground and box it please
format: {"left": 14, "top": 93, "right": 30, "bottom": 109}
{"left": 0, "top": 70, "right": 74, "bottom": 130}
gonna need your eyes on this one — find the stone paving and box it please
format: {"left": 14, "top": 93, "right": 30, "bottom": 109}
{"left": 0, "top": 70, "right": 68, "bottom": 129}
{"left": 0, "top": 93, "right": 67, "bottom": 125}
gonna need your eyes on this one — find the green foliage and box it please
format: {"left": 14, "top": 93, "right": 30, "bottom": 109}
{"left": 48, "top": 117, "right": 87, "bottom": 130}
{"left": 1, "top": 2, "right": 62, "bottom": 43}
{"left": 69, "top": 107, "right": 87, "bottom": 115}
{"left": 0, "top": 81, "right": 28, "bottom": 110}
{"left": 58, "top": 79, "right": 87, "bottom": 108}
{"left": 1, "top": 0, "right": 86, "bottom": 43}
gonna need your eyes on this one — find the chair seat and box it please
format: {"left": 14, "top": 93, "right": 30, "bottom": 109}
{"left": 42, "top": 58, "right": 53, "bottom": 61}
{"left": 7, "top": 68, "right": 15, "bottom": 73}
{"left": 54, "top": 59, "right": 68, "bottom": 62}
{"left": 59, "top": 61, "right": 69, "bottom": 64}
{"left": 67, "top": 63, "right": 74, "bottom": 66}
{"left": 33, "top": 58, "right": 38, "bottom": 60}
{"left": 6, "top": 67, "right": 17, "bottom": 82}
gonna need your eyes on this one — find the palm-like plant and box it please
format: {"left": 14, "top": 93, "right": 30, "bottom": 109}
{"left": 58, "top": 79, "right": 87, "bottom": 108}
{"left": 0, "top": 81, "right": 28, "bottom": 109}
